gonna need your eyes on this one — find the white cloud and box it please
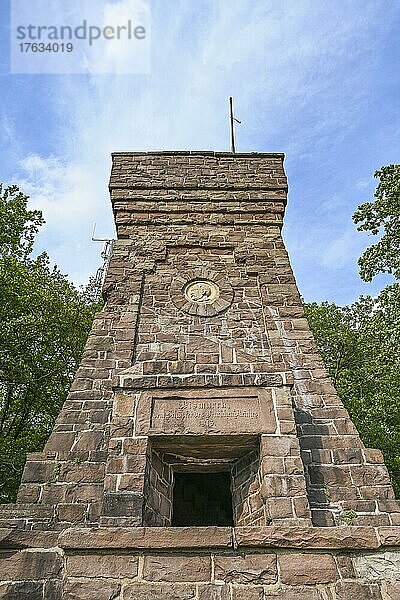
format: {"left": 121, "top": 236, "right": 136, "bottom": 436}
{"left": 86, "top": 0, "right": 150, "bottom": 74}
{"left": 17, "top": 153, "right": 114, "bottom": 286}
{"left": 357, "top": 178, "right": 374, "bottom": 190}
{"left": 320, "top": 228, "right": 362, "bottom": 270}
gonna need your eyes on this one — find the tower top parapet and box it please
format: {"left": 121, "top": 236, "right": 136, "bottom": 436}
{"left": 109, "top": 150, "right": 288, "bottom": 233}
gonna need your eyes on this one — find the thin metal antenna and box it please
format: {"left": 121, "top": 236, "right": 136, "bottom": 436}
{"left": 91, "top": 222, "right": 111, "bottom": 243}
{"left": 229, "top": 96, "right": 241, "bottom": 153}
{"left": 91, "top": 222, "right": 115, "bottom": 287}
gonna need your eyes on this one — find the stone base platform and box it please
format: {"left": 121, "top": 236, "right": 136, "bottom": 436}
{"left": 1, "top": 526, "right": 400, "bottom": 599}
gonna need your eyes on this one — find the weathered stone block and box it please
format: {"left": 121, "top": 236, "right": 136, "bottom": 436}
{"left": 197, "top": 585, "right": 230, "bottom": 600}
{"left": 332, "top": 448, "right": 363, "bottom": 464}
{"left": 59, "top": 526, "right": 232, "bottom": 550}
{"left": 334, "top": 581, "right": 382, "bottom": 600}
{"left": 364, "top": 448, "right": 385, "bottom": 464}
{"left": 67, "top": 553, "right": 138, "bottom": 578}
{"left": 214, "top": 553, "right": 277, "bottom": 584}
{"left": 67, "top": 483, "right": 103, "bottom": 503}
{"left": 261, "top": 436, "right": 300, "bottom": 458}
{"left": 45, "top": 432, "right": 76, "bottom": 453}
{"left": 0, "top": 549, "right": 63, "bottom": 581}
{"left": 382, "top": 581, "right": 400, "bottom": 600}
{"left": 350, "top": 465, "right": 391, "bottom": 486}
{"left": 263, "top": 589, "right": 323, "bottom": 600}
{"left": 123, "top": 583, "right": 196, "bottom": 599}
{"left": 353, "top": 550, "right": 400, "bottom": 580}
{"left": 44, "top": 579, "right": 63, "bottom": 600}
{"left": 266, "top": 498, "right": 293, "bottom": 520}
{"left": 113, "top": 392, "right": 135, "bottom": 416}
{"left": 261, "top": 475, "right": 306, "bottom": 498}
{"left": 231, "top": 585, "right": 264, "bottom": 600}
{"left": 102, "top": 492, "right": 143, "bottom": 517}
{"left": 235, "top": 526, "right": 380, "bottom": 549}
{"left": 85, "top": 336, "right": 114, "bottom": 352}
{"left": 0, "top": 581, "right": 43, "bottom": 599}
{"left": 336, "top": 554, "right": 356, "bottom": 578}
{"left": 21, "top": 460, "right": 56, "bottom": 483}
{"left": 278, "top": 552, "right": 338, "bottom": 584}
{"left": 73, "top": 430, "right": 104, "bottom": 452}
{"left": 63, "top": 580, "right": 121, "bottom": 600}
{"left": 0, "top": 529, "right": 59, "bottom": 549}
{"left": 60, "top": 462, "right": 105, "bottom": 483}
{"left": 57, "top": 503, "right": 86, "bottom": 523}
{"left": 359, "top": 485, "right": 395, "bottom": 500}
{"left": 308, "top": 465, "right": 352, "bottom": 486}
{"left": 378, "top": 526, "right": 400, "bottom": 546}
{"left": 143, "top": 554, "right": 211, "bottom": 582}
{"left": 377, "top": 499, "right": 400, "bottom": 513}
{"left": 118, "top": 473, "right": 146, "bottom": 491}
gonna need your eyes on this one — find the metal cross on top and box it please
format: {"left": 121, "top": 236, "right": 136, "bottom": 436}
{"left": 229, "top": 96, "right": 241, "bottom": 153}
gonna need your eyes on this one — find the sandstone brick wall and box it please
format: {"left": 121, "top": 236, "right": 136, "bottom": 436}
{"left": 54, "top": 548, "right": 400, "bottom": 600}
{"left": 1, "top": 151, "right": 398, "bottom": 531}
{"left": 2, "top": 527, "right": 400, "bottom": 599}
{"left": 1, "top": 151, "right": 400, "bottom": 597}
{"left": 143, "top": 445, "right": 173, "bottom": 526}
{"left": 231, "top": 447, "right": 263, "bottom": 526}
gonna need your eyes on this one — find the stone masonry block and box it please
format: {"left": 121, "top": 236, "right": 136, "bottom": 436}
{"left": 334, "top": 581, "right": 382, "bottom": 600}
{"left": 214, "top": 553, "right": 277, "bottom": 584}
{"left": 231, "top": 586, "right": 264, "bottom": 600}
{"left": 260, "top": 436, "right": 300, "bottom": 458}
{"left": 143, "top": 554, "right": 211, "bottom": 582}
{"left": 353, "top": 550, "right": 400, "bottom": 580}
{"left": 364, "top": 448, "right": 385, "bottom": 463}
{"left": 67, "top": 553, "right": 138, "bottom": 578}
{"left": 123, "top": 583, "right": 196, "bottom": 600}
{"left": 21, "top": 460, "right": 56, "bottom": 483}
{"left": 336, "top": 554, "right": 356, "bottom": 578}
{"left": 350, "top": 465, "right": 391, "bottom": 486}
{"left": 382, "top": 581, "right": 400, "bottom": 600}
{"left": 57, "top": 503, "right": 86, "bottom": 523}
{"left": 0, "top": 582, "right": 44, "bottom": 600}
{"left": 308, "top": 465, "right": 352, "bottom": 486}
{"left": 197, "top": 585, "right": 231, "bottom": 600}
{"left": 278, "top": 553, "right": 338, "bottom": 585}
{"left": 63, "top": 580, "right": 121, "bottom": 600}
{"left": 73, "top": 430, "right": 105, "bottom": 452}
{"left": 266, "top": 497, "right": 293, "bottom": 519}
{"left": 45, "top": 432, "right": 76, "bottom": 453}
{"left": 44, "top": 579, "right": 63, "bottom": 600}
{"left": 0, "top": 549, "right": 63, "bottom": 581}
{"left": 113, "top": 392, "right": 135, "bottom": 416}
{"left": 16, "top": 483, "right": 41, "bottom": 503}
{"left": 102, "top": 492, "right": 143, "bottom": 517}
{"left": 263, "top": 590, "right": 323, "bottom": 600}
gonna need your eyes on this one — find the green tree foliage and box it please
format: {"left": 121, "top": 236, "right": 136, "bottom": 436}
{"left": 305, "top": 290, "right": 400, "bottom": 496}
{"left": 0, "top": 185, "right": 101, "bottom": 502}
{"left": 353, "top": 164, "right": 400, "bottom": 282}
{"left": 305, "top": 164, "right": 400, "bottom": 496}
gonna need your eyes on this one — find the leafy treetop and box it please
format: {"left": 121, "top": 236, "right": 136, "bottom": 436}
{"left": 353, "top": 164, "right": 400, "bottom": 281}
{"left": 0, "top": 184, "right": 102, "bottom": 502}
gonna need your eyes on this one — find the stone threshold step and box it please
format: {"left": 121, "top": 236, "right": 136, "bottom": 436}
{"left": 2, "top": 525, "right": 400, "bottom": 551}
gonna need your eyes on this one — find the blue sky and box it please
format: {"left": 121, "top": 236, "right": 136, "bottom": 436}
{"left": 1, "top": 0, "right": 399, "bottom": 304}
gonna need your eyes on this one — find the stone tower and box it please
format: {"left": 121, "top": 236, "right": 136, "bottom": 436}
{"left": 1, "top": 151, "right": 400, "bottom": 599}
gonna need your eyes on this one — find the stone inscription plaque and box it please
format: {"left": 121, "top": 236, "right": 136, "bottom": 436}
{"left": 147, "top": 392, "right": 275, "bottom": 435}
